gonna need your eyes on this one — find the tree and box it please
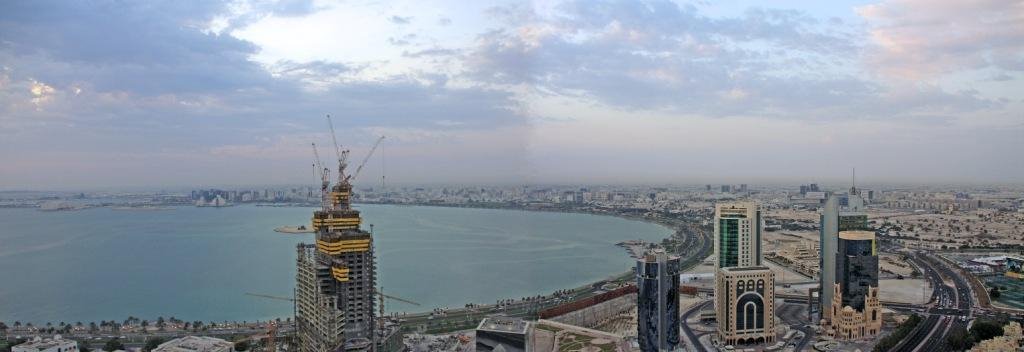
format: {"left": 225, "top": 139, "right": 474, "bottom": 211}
{"left": 233, "top": 341, "right": 249, "bottom": 352}
{"left": 80, "top": 340, "right": 92, "bottom": 352}
{"left": 143, "top": 338, "right": 165, "bottom": 352}
{"left": 989, "top": 286, "right": 1001, "bottom": 299}
{"left": 103, "top": 338, "right": 124, "bottom": 352}
{"left": 969, "top": 319, "right": 1005, "bottom": 343}
{"left": 946, "top": 326, "right": 973, "bottom": 350}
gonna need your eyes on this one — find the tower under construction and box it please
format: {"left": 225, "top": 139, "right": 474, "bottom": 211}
{"left": 296, "top": 119, "right": 380, "bottom": 352}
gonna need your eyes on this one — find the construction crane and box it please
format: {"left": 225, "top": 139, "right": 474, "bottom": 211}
{"left": 350, "top": 136, "right": 385, "bottom": 183}
{"left": 311, "top": 143, "right": 330, "bottom": 212}
{"left": 326, "top": 115, "right": 350, "bottom": 184}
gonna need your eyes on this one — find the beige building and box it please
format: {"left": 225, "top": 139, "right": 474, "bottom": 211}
{"left": 827, "top": 284, "right": 882, "bottom": 339}
{"left": 714, "top": 202, "right": 775, "bottom": 346}
{"left": 716, "top": 266, "right": 776, "bottom": 346}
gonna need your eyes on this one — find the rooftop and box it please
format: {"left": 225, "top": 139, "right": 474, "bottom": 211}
{"left": 721, "top": 266, "right": 771, "bottom": 272}
{"left": 477, "top": 317, "right": 529, "bottom": 334}
{"left": 14, "top": 336, "right": 76, "bottom": 351}
{"left": 152, "top": 336, "right": 233, "bottom": 352}
{"left": 839, "top": 230, "right": 875, "bottom": 240}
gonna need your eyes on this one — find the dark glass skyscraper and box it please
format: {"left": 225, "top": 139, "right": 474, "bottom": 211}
{"left": 836, "top": 231, "right": 879, "bottom": 311}
{"left": 636, "top": 252, "right": 680, "bottom": 352}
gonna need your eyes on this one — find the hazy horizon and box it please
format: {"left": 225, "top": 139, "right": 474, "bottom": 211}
{"left": 2, "top": 0, "right": 1022, "bottom": 189}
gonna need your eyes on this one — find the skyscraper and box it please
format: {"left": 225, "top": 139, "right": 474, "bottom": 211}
{"left": 819, "top": 187, "right": 868, "bottom": 322}
{"left": 828, "top": 230, "right": 881, "bottom": 339}
{"left": 714, "top": 202, "right": 775, "bottom": 346}
{"left": 636, "top": 251, "right": 680, "bottom": 352}
{"left": 297, "top": 162, "right": 377, "bottom": 352}
{"left": 714, "top": 202, "right": 763, "bottom": 270}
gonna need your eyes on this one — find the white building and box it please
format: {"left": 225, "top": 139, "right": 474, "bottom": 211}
{"left": 152, "top": 336, "right": 233, "bottom": 352}
{"left": 12, "top": 336, "right": 78, "bottom": 352}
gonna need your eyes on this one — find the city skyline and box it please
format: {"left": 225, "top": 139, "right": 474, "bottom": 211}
{"left": 2, "top": 0, "right": 1023, "bottom": 189}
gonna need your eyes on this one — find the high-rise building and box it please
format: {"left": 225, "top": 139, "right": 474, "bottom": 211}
{"left": 819, "top": 188, "right": 869, "bottom": 322}
{"left": 828, "top": 230, "right": 881, "bottom": 340}
{"left": 714, "top": 202, "right": 763, "bottom": 270}
{"left": 636, "top": 251, "right": 680, "bottom": 352}
{"left": 714, "top": 202, "right": 775, "bottom": 346}
{"left": 297, "top": 166, "right": 377, "bottom": 352}
{"left": 716, "top": 266, "right": 776, "bottom": 346}
{"left": 721, "top": 185, "right": 731, "bottom": 193}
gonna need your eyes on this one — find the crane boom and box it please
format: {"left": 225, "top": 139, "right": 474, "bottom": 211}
{"left": 350, "top": 136, "right": 385, "bottom": 182}
{"left": 326, "top": 115, "right": 349, "bottom": 182}
{"left": 246, "top": 292, "right": 295, "bottom": 302}
{"left": 380, "top": 292, "right": 420, "bottom": 306}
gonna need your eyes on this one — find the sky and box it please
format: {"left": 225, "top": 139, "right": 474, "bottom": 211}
{"left": 0, "top": 0, "right": 1022, "bottom": 189}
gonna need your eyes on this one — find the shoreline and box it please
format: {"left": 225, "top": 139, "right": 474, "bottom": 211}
{"left": 2, "top": 202, "right": 707, "bottom": 326}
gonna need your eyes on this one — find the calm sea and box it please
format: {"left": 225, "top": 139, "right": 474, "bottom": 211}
{"left": 0, "top": 204, "right": 669, "bottom": 324}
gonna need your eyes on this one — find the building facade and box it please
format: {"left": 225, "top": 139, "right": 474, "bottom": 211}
{"left": 714, "top": 202, "right": 775, "bottom": 346}
{"left": 714, "top": 202, "right": 763, "bottom": 270}
{"left": 826, "top": 230, "right": 881, "bottom": 340}
{"left": 716, "top": 267, "right": 776, "bottom": 346}
{"left": 297, "top": 168, "right": 377, "bottom": 352}
{"left": 636, "top": 251, "right": 681, "bottom": 352}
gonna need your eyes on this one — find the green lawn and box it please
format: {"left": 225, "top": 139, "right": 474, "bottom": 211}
{"left": 984, "top": 275, "right": 1024, "bottom": 310}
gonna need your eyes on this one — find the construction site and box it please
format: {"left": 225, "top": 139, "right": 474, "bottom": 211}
{"left": 290, "top": 115, "right": 403, "bottom": 352}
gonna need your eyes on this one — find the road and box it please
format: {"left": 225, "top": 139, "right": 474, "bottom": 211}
{"left": 891, "top": 251, "right": 974, "bottom": 352}
{"left": 681, "top": 301, "right": 711, "bottom": 352}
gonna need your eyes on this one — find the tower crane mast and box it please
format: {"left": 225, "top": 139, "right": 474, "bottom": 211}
{"left": 311, "top": 143, "right": 330, "bottom": 212}
{"left": 326, "top": 115, "right": 349, "bottom": 183}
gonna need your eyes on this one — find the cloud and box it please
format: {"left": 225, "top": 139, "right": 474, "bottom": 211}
{"left": 0, "top": 0, "right": 1021, "bottom": 187}
{"left": 389, "top": 15, "right": 413, "bottom": 25}
{"left": 857, "top": 0, "right": 1024, "bottom": 79}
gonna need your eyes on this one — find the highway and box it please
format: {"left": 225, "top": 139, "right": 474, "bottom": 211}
{"left": 890, "top": 252, "right": 974, "bottom": 352}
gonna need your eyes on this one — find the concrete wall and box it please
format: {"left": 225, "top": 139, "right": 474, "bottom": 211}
{"left": 549, "top": 293, "right": 637, "bottom": 328}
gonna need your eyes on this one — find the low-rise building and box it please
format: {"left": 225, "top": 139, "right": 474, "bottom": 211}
{"left": 476, "top": 317, "right": 530, "bottom": 352}
{"left": 12, "top": 336, "right": 78, "bottom": 352}
{"left": 152, "top": 336, "right": 233, "bottom": 352}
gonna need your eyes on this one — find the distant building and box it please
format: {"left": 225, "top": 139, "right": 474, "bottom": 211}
{"left": 12, "top": 336, "right": 78, "bottom": 352}
{"left": 738, "top": 184, "right": 748, "bottom": 192}
{"left": 476, "top": 317, "right": 530, "bottom": 352}
{"left": 827, "top": 230, "right": 881, "bottom": 340}
{"left": 721, "top": 185, "right": 731, "bottom": 193}
{"left": 706, "top": 185, "right": 712, "bottom": 191}
{"left": 636, "top": 251, "right": 680, "bottom": 352}
{"left": 151, "top": 336, "right": 233, "bottom": 352}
